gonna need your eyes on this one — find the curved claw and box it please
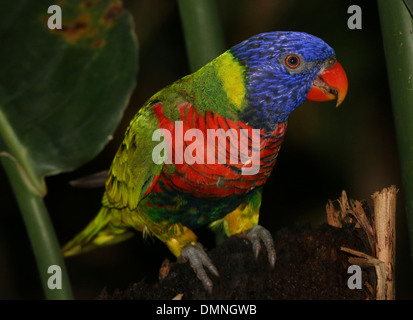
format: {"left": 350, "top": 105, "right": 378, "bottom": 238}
{"left": 178, "top": 243, "right": 219, "bottom": 293}
{"left": 245, "top": 225, "right": 276, "bottom": 267}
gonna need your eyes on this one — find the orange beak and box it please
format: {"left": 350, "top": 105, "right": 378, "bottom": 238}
{"left": 306, "top": 61, "right": 348, "bottom": 107}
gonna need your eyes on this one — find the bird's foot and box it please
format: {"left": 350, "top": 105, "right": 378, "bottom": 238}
{"left": 178, "top": 242, "right": 219, "bottom": 294}
{"left": 245, "top": 225, "right": 276, "bottom": 267}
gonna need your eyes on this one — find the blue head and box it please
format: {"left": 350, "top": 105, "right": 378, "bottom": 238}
{"left": 230, "top": 31, "right": 338, "bottom": 130}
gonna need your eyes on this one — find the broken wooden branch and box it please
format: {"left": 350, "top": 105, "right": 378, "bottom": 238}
{"left": 327, "top": 186, "right": 397, "bottom": 300}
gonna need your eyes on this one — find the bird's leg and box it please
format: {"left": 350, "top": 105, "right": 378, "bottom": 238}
{"left": 244, "top": 225, "right": 276, "bottom": 267}
{"left": 164, "top": 223, "right": 219, "bottom": 293}
{"left": 214, "top": 190, "right": 276, "bottom": 267}
{"left": 178, "top": 242, "right": 219, "bottom": 294}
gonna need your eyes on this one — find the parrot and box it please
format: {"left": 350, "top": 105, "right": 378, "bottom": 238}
{"left": 63, "top": 31, "right": 348, "bottom": 293}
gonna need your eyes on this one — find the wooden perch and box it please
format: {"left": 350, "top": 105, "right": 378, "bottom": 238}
{"left": 372, "top": 186, "right": 397, "bottom": 300}
{"left": 98, "top": 188, "right": 388, "bottom": 300}
{"left": 327, "top": 186, "right": 397, "bottom": 300}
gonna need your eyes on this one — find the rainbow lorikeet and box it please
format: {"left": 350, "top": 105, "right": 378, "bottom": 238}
{"left": 63, "top": 31, "right": 348, "bottom": 292}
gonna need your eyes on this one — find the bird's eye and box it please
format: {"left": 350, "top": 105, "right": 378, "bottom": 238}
{"left": 285, "top": 54, "right": 300, "bottom": 68}
{"left": 328, "top": 58, "right": 336, "bottom": 66}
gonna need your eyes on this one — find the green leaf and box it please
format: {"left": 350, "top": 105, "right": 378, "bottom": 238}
{"left": 0, "top": 0, "right": 138, "bottom": 196}
{"left": 404, "top": 0, "right": 413, "bottom": 18}
{"left": 378, "top": 1, "right": 413, "bottom": 261}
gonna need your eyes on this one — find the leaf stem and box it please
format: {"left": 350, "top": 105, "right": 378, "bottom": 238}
{"left": 178, "top": 0, "right": 226, "bottom": 72}
{"left": 377, "top": 0, "right": 413, "bottom": 262}
{"left": 0, "top": 108, "right": 45, "bottom": 196}
{"left": 1, "top": 157, "right": 73, "bottom": 299}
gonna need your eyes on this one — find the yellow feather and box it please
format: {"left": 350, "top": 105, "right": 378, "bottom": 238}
{"left": 215, "top": 52, "right": 246, "bottom": 110}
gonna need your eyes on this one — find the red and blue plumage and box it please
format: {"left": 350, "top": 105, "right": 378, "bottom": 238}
{"left": 63, "top": 31, "right": 348, "bottom": 292}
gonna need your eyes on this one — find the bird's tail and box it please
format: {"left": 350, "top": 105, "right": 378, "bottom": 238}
{"left": 62, "top": 206, "right": 133, "bottom": 257}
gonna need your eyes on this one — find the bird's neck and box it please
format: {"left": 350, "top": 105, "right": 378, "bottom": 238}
{"left": 239, "top": 94, "right": 293, "bottom": 132}
{"left": 169, "top": 51, "right": 249, "bottom": 123}
{"left": 204, "top": 51, "right": 297, "bottom": 131}
{"left": 239, "top": 70, "right": 308, "bottom": 132}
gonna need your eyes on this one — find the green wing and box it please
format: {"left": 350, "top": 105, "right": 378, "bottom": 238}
{"left": 104, "top": 104, "right": 165, "bottom": 211}
{"left": 63, "top": 104, "right": 166, "bottom": 256}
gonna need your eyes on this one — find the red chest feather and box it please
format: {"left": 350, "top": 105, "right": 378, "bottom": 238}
{"left": 150, "top": 104, "right": 286, "bottom": 198}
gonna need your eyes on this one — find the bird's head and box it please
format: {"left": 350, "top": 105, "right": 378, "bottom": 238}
{"left": 230, "top": 31, "right": 348, "bottom": 130}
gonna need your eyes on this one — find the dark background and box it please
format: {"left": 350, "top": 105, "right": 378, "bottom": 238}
{"left": 1, "top": 0, "right": 412, "bottom": 299}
